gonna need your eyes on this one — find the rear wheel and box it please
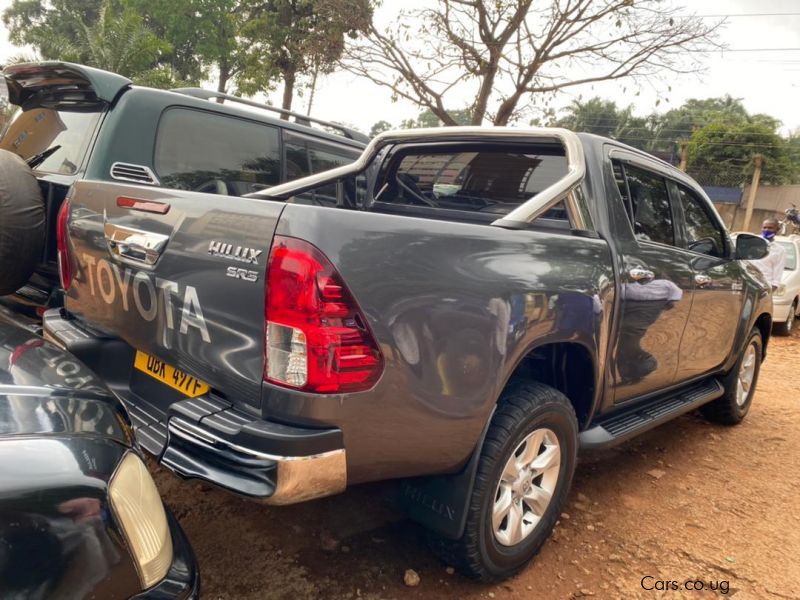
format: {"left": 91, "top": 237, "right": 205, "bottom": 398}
{"left": 774, "top": 301, "right": 797, "bottom": 336}
{"left": 701, "top": 328, "right": 762, "bottom": 425}
{"left": 428, "top": 381, "right": 578, "bottom": 582}
{"left": 0, "top": 150, "right": 45, "bottom": 295}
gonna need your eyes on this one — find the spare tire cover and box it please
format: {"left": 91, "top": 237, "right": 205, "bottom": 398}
{"left": 0, "top": 149, "right": 45, "bottom": 296}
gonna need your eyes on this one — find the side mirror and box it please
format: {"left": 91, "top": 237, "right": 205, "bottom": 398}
{"left": 735, "top": 233, "right": 769, "bottom": 260}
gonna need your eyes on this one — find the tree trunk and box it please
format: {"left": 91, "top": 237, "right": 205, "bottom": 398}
{"left": 471, "top": 57, "right": 499, "bottom": 125}
{"left": 306, "top": 64, "right": 319, "bottom": 116}
{"left": 216, "top": 59, "right": 230, "bottom": 104}
{"left": 281, "top": 69, "right": 296, "bottom": 119}
{"left": 493, "top": 89, "right": 525, "bottom": 125}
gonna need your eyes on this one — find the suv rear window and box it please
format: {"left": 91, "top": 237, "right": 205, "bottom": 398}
{"left": 154, "top": 108, "right": 280, "bottom": 196}
{"left": 377, "top": 146, "right": 568, "bottom": 217}
{"left": 0, "top": 107, "right": 102, "bottom": 174}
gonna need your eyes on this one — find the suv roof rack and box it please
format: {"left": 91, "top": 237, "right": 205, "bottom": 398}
{"left": 171, "top": 88, "right": 369, "bottom": 144}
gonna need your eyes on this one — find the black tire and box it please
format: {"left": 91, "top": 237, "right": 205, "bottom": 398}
{"left": 700, "top": 328, "right": 763, "bottom": 425}
{"left": 774, "top": 301, "right": 796, "bottom": 336}
{"left": 0, "top": 149, "right": 45, "bottom": 296}
{"left": 428, "top": 381, "right": 578, "bottom": 582}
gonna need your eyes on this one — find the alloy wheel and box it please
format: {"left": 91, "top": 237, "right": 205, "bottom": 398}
{"left": 492, "top": 428, "right": 560, "bottom": 546}
{"left": 736, "top": 342, "right": 758, "bottom": 407}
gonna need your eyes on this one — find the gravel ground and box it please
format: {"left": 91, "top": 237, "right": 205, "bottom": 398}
{"left": 155, "top": 332, "right": 800, "bottom": 599}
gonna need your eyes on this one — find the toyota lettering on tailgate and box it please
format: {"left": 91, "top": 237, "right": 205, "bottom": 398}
{"left": 80, "top": 253, "right": 211, "bottom": 343}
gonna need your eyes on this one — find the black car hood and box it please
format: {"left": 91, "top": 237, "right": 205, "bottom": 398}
{"left": 0, "top": 317, "right": 132, "bottom": 446}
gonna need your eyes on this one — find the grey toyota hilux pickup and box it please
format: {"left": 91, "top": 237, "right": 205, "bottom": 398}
{"left": 42, "top": 124, "right": 772, "bottom": 581}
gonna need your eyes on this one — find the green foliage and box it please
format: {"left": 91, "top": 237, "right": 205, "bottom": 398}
{"left": 238, "top": 0, "right": 372, "bottom": 109}
{"left": 399, "top": 108, "right": 472, "bottom": 129}
{"left": 369, "top": 108, "right": 471, "bottom": 136}
{"left": 132, "top": 65, "right": 197, "bottom": 89}
{"left": 122, "top": 0, "right": 249, "bottom": 89}
{"left": 687, "top": 122, "right": 797, "bottom": 186}
{"left": 3, "top": 0, "right": 103, "bottom": 61}
{"left": 2, "top": 0, "right": 253, "bottom": 90}
{"left": 547, "top": 94, "right": 799, "bottom": 185}
{"left": 552, "top": 98, "right": 651, "bottom": 150}
{"left": 369, "top": 120, "right": 392, "bottom": 137}
{"left": 788, "top": 133, "right": 800, "bottom": 184}
{"left": 73, "top": 1, "right": 171, "bottom": 76}
{"left": 646, "top": 96, "right": 750, "bottom": 153}
{"left": 3, "top": 0, "right": 176, "bottom": 86}
{"left": 3, "top": 0, "right": 374, "bottom": 103}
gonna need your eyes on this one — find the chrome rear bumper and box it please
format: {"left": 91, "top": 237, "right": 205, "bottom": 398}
{"left": 164, "top": 417, "right": 346, "bottom": 505}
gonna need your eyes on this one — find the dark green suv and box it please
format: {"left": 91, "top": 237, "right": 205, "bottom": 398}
{"left": 0, "top": 61, "right": 366, "bottom": 318}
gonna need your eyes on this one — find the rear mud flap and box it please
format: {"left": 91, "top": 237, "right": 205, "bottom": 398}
{"left": 398, "top": 407, "right": 495, "bottom": 539}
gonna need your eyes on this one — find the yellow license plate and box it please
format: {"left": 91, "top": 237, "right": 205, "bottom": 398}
{"left": 134, "top": 351, "right": 210, "bottom": 398}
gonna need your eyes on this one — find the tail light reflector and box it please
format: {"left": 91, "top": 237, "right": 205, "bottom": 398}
{"left": 56, "top": 198, "right": 73, "bottom": 290}
{"left": 264, "top": 236, "right": 383, "bottom": 393}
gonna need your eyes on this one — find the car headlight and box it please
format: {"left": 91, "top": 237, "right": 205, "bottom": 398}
{"left": 109, "top": 452, "right": 173, "bottom": 589}
{"left": 775, "top": 284, "right": 786, "bottom": 297}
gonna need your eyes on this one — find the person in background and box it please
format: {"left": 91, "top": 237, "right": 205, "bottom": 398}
{"left": 751, "top": 218, "right": 786, "bottom": 291}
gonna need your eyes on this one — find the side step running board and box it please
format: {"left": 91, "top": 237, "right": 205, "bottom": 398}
{"left": 579, "top": 378, "right": 724, "bottom": 450}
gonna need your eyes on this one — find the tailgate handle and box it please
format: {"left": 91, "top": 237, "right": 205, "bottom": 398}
{"left": 104, "top": 223, "right": 169, "bottom": 266}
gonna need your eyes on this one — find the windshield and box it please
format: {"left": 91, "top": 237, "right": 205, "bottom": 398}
{"left": 0, "top": 107, "right": 102, "bottom": 175}
{"left": 778, "top": 241, "right": 797, "bottom": 270}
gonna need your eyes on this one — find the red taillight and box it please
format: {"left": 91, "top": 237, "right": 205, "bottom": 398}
{"left": 56, "top": 198, "right": 73, "bottom": 291}
{"left": 264, "top": 235, "right": 383, "bottom": 393}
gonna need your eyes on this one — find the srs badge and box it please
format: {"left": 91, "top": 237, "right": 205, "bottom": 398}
{"left": 226, "top": 266, "right": 259, "bottom": 282}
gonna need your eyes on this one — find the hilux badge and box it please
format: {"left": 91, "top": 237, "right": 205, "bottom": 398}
{"left": 208, "top": 240, "right": 262, "bottom": 265}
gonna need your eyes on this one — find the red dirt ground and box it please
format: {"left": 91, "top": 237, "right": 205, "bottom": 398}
{"left": 155, "top": 332, "right": 800, "bottom": 599}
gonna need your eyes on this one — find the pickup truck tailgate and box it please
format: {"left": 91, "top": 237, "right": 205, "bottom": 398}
{"left": 63, "top": 180, "right": 282, "bottom": 407}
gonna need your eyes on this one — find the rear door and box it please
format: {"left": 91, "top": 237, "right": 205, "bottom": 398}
{"left": 609, "top": 158, "right": 695, "bottom": 403}
{"left": 64, "top": 107, "right": 286, "bottom": 408}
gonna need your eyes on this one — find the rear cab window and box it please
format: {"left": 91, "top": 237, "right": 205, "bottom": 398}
{"left": 371, "top": 144, "right": 571, "bottom": 225}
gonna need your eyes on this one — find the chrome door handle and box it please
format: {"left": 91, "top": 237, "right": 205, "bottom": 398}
{"left": 628, "top": 267, "right": 655, "bottom": 282}
{"left": 104, "top": 223, "right": 169, "bottom": 266}
{"left": 695, "top": 274, "right": 712, "bottom": 287}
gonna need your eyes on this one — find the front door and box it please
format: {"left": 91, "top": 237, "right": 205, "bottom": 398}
{"left": 610, "top": 161, "right": 695, "bottom": 403}
{"left": 671, "top": 182, "right": 745, "bottom": 379}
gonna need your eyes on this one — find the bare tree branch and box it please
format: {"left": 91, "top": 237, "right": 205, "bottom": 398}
{"left": 343, "top": 0, "right": 722, "bottom": 126}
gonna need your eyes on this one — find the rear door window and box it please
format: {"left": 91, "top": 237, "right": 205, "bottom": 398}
{"left": 0, "top": 107, "right": 102, "bottom": 174}
{"left": 154, "top": 108, "right": 280, "bottom": 196}
{"left": 618, "top": 163, "right": 675, "bottom": 246}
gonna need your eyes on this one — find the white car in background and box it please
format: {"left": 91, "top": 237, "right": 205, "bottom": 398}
{"left": 772, "top": 235, "right": 800, "bottom": 335}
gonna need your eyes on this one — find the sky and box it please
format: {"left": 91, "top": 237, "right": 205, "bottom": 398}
{"left": 1, "top": 0, "right": 798, "bottom": 135}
